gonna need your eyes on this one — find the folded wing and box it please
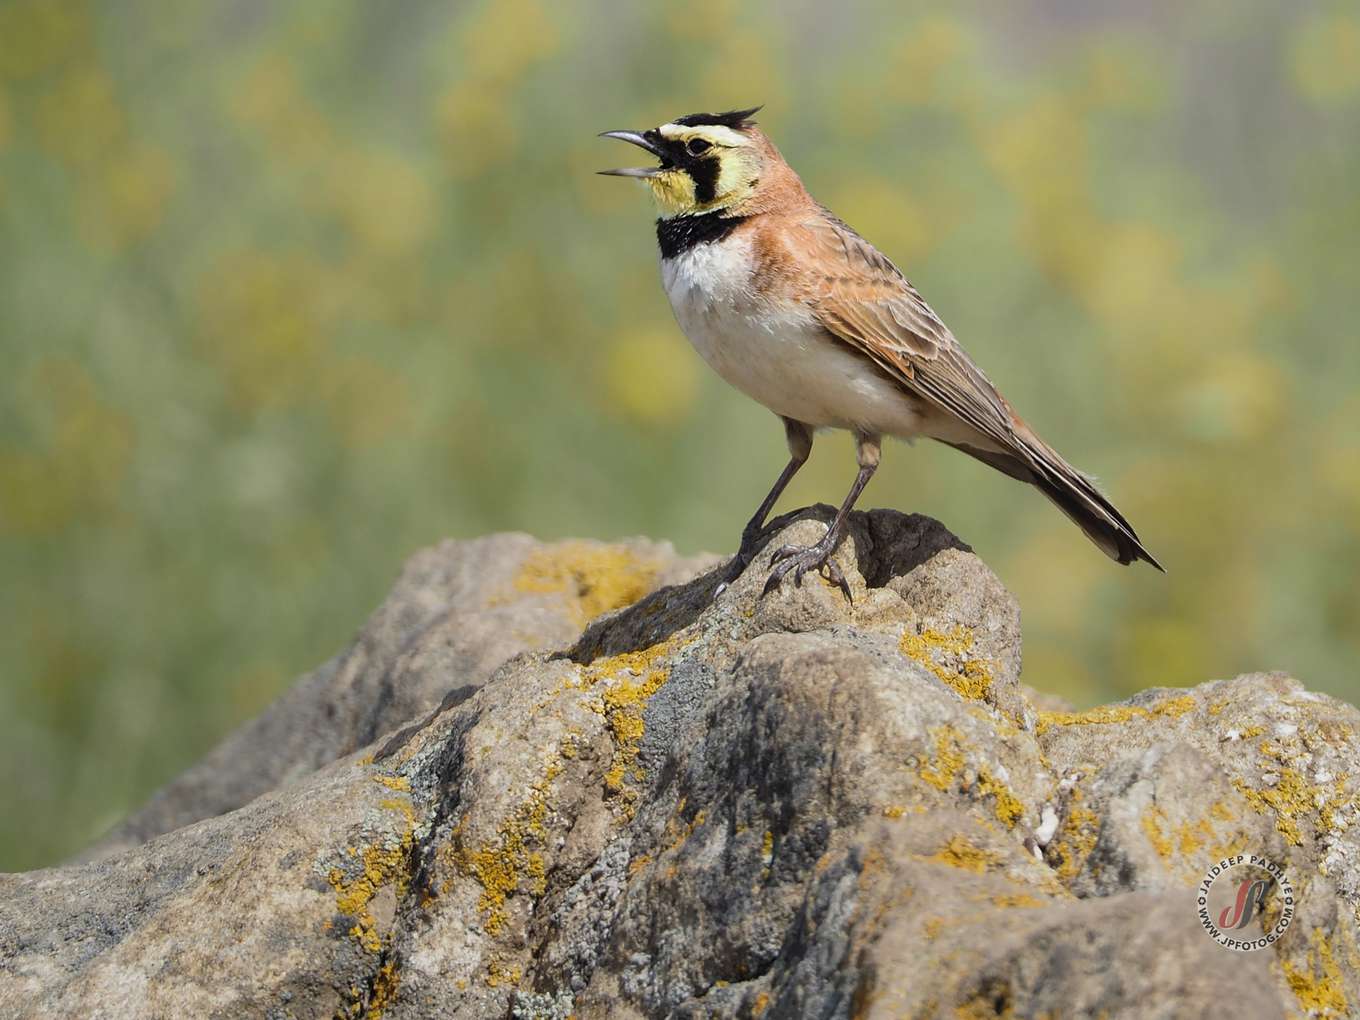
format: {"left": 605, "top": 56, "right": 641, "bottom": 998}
{"left": 795, "top": 210, "right": 1162, "bottom": 570}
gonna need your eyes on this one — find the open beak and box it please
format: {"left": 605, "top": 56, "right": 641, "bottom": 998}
{"left": 598, "top": 129, "right": 666, "bottom": 178}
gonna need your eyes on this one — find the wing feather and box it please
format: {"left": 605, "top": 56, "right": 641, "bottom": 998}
{"left": 792, "top": 209, "right": 1162, "bottom": 569}
{"left": 800, "top": 211, "right": 1014, "bottom": 449}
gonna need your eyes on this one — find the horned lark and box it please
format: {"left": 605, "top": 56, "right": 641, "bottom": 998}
{"left": 600, "top": 107, "right": 1162, "bottom": 597}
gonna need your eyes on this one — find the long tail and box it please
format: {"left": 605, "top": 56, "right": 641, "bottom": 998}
{"left": 941, "top": 434, "right": 1164, "bottom": 571}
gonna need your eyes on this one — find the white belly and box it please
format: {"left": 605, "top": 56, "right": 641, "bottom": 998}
{"left": 660, "top": 238, "right": 929, "bottom": 438}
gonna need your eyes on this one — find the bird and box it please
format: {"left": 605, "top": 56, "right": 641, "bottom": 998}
{"left": 599, "top": 106, "right": 1162, "bottom": 599}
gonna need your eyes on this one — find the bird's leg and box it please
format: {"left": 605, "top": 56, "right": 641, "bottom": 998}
{"left": 762, "top": 432, "right": 880, "bottom": 602}
{"left": 715, "top": 418, "right": 813, "bottom": 593}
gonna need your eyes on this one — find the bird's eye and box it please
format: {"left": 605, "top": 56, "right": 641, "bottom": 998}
{"left": 686, "top": 138, "right": 712, "bottom": 155}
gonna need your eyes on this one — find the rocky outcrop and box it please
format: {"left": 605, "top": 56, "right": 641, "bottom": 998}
{"left": 89, "top": 534, "right": 717, "bottom": 859}
{"left": 2, "top": 508, "right": 1357, "bottom": 1019}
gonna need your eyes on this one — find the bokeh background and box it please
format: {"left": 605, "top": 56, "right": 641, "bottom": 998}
{"left": 1, "top": 0, "right": 1357, "bottom": 869}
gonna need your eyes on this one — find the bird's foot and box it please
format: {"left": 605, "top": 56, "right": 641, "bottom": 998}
{"left": 761, "top": 531, "right": 852, "bottom": 602}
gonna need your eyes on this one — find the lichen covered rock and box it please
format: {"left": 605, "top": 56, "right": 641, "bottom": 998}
{"left": 2, "top": 508, "right": 1356, "bottom": 1019}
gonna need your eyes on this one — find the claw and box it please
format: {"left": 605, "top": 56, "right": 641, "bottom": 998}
{"left": 759, "top": 538, "right": 854, "bottom": 602}
{"left": 824, "top": 559, "right": 854, "bottom": 604}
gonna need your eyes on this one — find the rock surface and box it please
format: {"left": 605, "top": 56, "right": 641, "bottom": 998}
{"left": 3, "top": 508, "right": 1357, "bottom": 1019}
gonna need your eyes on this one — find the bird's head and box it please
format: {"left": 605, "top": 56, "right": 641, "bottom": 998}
{"left": 598, "top": 106, "right": 771, "bottom": 218}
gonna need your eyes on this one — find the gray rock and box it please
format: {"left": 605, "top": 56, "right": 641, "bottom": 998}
{"left": 88, "top": 534, "right": 715, "bottom": 859}
{"left": 3, "top": 509, "right": 1354, "bottom": 1019}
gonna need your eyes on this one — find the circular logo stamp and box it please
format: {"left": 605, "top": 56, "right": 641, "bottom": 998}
{"left": 1196, "top": 854, "right": 1294, "bottom": 951}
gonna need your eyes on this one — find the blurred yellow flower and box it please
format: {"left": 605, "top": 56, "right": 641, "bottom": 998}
{"left": 1020, "top": 645, "right": 1093, "bottom": 706}
{"left": 79, "top": 143, "right": 177, "bottom": 248}
{"left": 35, "top": 66, "right": 126, "bottom": 168}
{"left": 0, "top": 0, "right": 88, "bottom": 80}
{"left": 887, "top": 17, "right": 975, "bottom": 109}
{"left": 434, "top": 0, "right": 559, "bottom": 177}
{"left": 196, "top": 249, "right": 328, "bottom": 412}
{"left": 983, "top": 94, "right": 1087, "bottom": 198}
{"left": 319, "top": 356, "right": 413, "bottom": 449}
{"left": 325, "top": 148, "right": 435, "bottom": 256}
{"left": 1082, "top": 42, "right": 1168, "bottom": 112}
{"left": 1319, "top": 403, "right": 1360, "bottom": 513}
{"left": 1290, "top": 13, "right": 1360, "bottom": 104}
{"left": 1082, "top": 221, "right": 1182, "bottom": 330}
{"left": 701, "top": 29, "right": 785, "bottom": 113}
{"left": 823, "top": 177, "right": 935, "bottom": 266}
{"left": 1175, "top": 351, "right": 1288, "bottom": 443}
{"left": 0, "top": 360, "right": 134, "bottom": 536}
{"left": 463, "top": 0, "right": 559, "bottom": 85}
{"left": 1123, "top": 615, "right": 1212, "bottom": 691}
{"left": 1006, "top": 524, "right": 1106, "bottom": 632}
{"left": 665, "top": 0, "right": 734, "bottom": 41}
{"left": 229, "top": 55, "right": 334, "bottom": 164}
{"left": 1321, "top": 442, "right": 1360, "bottom": 515}
{"left": 602, "top": 328, "right": 699, "bottom": 426}
{"left": 981, "top": 94, "right": 1104, "bottom": 289}
{"left": 437, "top": 82, "right": 518, "bottom": 177}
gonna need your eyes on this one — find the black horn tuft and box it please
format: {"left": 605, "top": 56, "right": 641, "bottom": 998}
{"left": 672, "top": 106, "right": 763, "bottom": 129}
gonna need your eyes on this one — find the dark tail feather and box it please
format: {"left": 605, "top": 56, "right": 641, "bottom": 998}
{"left": 941, "top": 440, "right": 1164, "bottom": 572}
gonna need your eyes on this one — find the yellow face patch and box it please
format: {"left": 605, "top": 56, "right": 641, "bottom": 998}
{"left": 645, "top": 127, "right": 761, "bottom": 218}
{"left": 648, "top": 169, "right": 699, "bottom": 217}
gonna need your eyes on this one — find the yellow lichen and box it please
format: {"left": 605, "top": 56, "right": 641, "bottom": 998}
{"left": 752, "top": 991, "right": 771, "bottom": 1016}
{"left": 1176, "top": 818, "right": 1212, "bottom": 856}
{"left": 600, "top": 665, "right": 669, "bottom": 791}
{"left": 571, "top": 633, "right": 692, "bottom": 808}
{"left": 372, "top": 773, "right": 411, "bottom": 793}
{"left": 449, "top": 751, "right": 560, "bottom": 935}
{"left": 918, "top": 727, "right": 968, "bottom": 792}
{"left": 1140, "top": 804, "right": 1176, "bottom": 861}
{"left": 917, "top": 727, "right": 1026, "bottom": 827}
{"left": 365, "top": 959, "right": 400, "bottom": 1020}
{"left": 485, "top": 959, "right": 522, "bottom": 989}
{"left": 1234, "top": 739, "right": 1351, "bottom": 847}
{"left": 1049, "top": 785, "right": 1100, "bottom": 882}
{"left": 955, "top": 993, "right": 1017, "bottom": 1020}
{"left": 992, "top": 893, "right": 1046, "bottom": 908}
{"left": 509, "top": 542, "right": 659, "bottom": 625}
{"left": 628, "top": 853, "right": 652, "bottom": 877}
{"left": 920, "top": 835, "right": 998, "bottom": 874}
{"left": 761, "top": 829, "right": 774, "bottom": 861}
{"left": 379, "top": 798, "right": 417, "bottom": 828}
{"left": 1036, "top": 694, "right": 1197, "bottom": 734}
{"left": 977, "top": 768, "right": 1025, "bottom": 827}
{"left": 1283, "top": 928, "right": 1349, "bottom": 1018}
{"left": 328, "top": 818, "right": 415, "bottom": 956}
{"left": 654, "top": 806, "right": 708, "bottom": 874}
{"left": 899, "top": 625, "right": 995, "bottom": 702}
{"left": 883, "top": 805, "right": 906, "bottom": 819}
{"left": 1141, "top": 805, "right": 1251, "bottom": 868}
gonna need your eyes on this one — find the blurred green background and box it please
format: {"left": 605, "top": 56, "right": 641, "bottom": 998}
{"left": 1, "top": 0, "right": 1357, "bottom": 869}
